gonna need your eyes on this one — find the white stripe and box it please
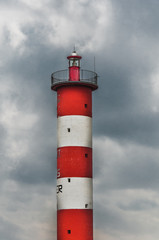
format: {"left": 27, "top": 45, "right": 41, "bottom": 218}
{"left": 57, "top": 115, "right": 92, "bottom": 148}
{"left": 57, "top": 178, "right": 93, "bottom": 210}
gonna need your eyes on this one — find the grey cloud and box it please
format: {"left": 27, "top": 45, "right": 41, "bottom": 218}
{"left": 94, "top": 202, "right": 142, "bottom": 234}
{"left": 91, "top": 1, "right": 159, "bottom": 147}
{"left": 9, "top": 123, "right": 57, "bottom": 184}
{"left": 0, "top": 0, "right": 16, "bottom": 4}
{"left": 116, "top": 156, "right": 159, "bottom": 189}
{"left": 94, "top": 110, "right": 159, "bottom": 147}
{"left": 1, "top": 0, "right": 159, "bottom": 239}
{"left": 0, "top": 125, "right": 6, "bottom": 145}
{"left": 94, "top": 195, "right": 159, "bottom": 238}
{"left": 10, "top": 155, "right": 56, "bottom": 185}
{"left": 94, "top": 203, "right": 127, "bottom": 231}
{"left": 0, "top": 217, "right": 22, "bottom": 240}
{"left": 94, "top": 140, "right": 159, "bottom": 191}
{"left": 0, "top": 180, "right": 57, "bottom": 240}
{"left": 118, "top": 199, "right": 158, "bottom": 211}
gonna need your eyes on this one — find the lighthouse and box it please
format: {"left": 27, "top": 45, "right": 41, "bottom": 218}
{"left": 51, "top": 50, "right": 98, "bottom": 240}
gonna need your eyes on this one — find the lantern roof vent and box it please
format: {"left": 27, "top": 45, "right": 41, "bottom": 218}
{"left": 72, "top": 50, "right": 77, "bottom": 56}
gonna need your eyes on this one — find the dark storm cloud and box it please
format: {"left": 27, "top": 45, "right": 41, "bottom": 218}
{"left": 9, "top": 104, "right": 57, "bottom": 185}
{"left": 2, "top": 29, "right": 66, "bottom": 118}
{"left": 0, "top": 125, "right": 10, "bottom": 181}
{"left": 92, "top": 0, "right": 159, "bottom": 148}
{"left": 94, "top": 139, "right": 159, "bottom": 191}
{"left": 94, "top": 109, "right": 159, "bottom": 146}
{"left": 1, "top": 39, "right": 58, "bottom": 186}
{"left": 116, "top": 156, "right": 159, "bottom": 189}
{"left": 112, "top": 0, "right": 159, "bottom": 36}
{"left": 0, "top": 125, "right": 6, "bottom": 146}
{"left": 1, "top": 0, "right": 159, "bottom": 239}
{"left": 10, "top": 150, "right": 56, "bottom": 185}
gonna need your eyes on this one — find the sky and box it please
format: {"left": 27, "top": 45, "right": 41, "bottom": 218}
{"left": 1, "top": 0, "right": 159, "bottom": 239}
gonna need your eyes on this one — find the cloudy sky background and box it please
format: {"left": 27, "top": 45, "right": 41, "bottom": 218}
{"left": 1, "top": 0, "right": 159, "bottom": 239}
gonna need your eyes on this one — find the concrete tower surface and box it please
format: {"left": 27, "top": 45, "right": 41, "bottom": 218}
{"left": 51, "top": 50, "right": 98, "bottom": 240}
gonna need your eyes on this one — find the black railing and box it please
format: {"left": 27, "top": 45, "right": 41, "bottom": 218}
{"left": 51, "top": 69, "right": 98, "bottom": 88}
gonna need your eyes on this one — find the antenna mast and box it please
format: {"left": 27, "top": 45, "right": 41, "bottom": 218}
{"left": 94, "top": 56, "right": 96, "bottom": 72}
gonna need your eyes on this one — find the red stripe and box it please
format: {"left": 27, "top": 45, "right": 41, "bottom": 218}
{"left": 57, "top": 86, "right": 92, "bottom": 117}
{"left": 57, "top": 147, "right": 92, "bottom": 178}
{"left": 57, "top": 209, "right": 93, "bottom": 240}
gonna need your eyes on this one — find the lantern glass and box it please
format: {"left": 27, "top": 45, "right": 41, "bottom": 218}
{"left": 69, "top": 58, "right": 80, "bottom": 67}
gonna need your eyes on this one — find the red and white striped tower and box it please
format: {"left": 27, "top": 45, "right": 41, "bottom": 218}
{"left": 51, "top": 50, "right": 98, "bottom": 240}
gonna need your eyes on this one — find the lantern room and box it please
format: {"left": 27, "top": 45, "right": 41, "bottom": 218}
{"left": 51, "top": 50, "right": 98, "bottom": 91}
{"left": 67, "top": 50, "right": 82, "bottom": 81}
